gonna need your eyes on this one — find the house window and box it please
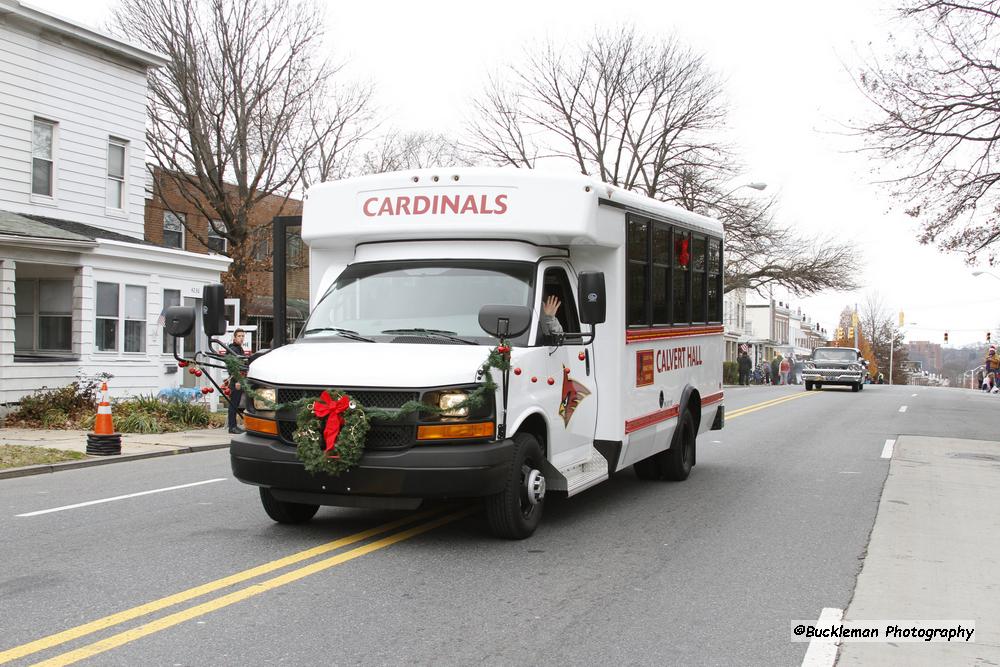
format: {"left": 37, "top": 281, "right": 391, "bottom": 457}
{"left": 14, "top": 279, "right": 72, "bottom": 352}
{"left": 253, "top": 229, "right": 271, "bottom": 261}
{"left": 163, "top": 211, "right": 184, "bottom": 249}
{"left": 31, "top": 118, "right": 55, "bottom": 197}
{"left": 287, "top": 231, "right": 305, "bottom": 267}
{"left": 207, "top": 222, "right": 226, "bottom": 253}
{"left": 106, "top": 139, "right": 127, "bottom": 210}
{"left": 96, "top": 282, "right": 147, "bottom": 352}
{"left": 96, "top": 282, "right": 119, "bottom": 351}
{"left": 125, "top": 285, "right": 146, "bottom": 352}
{"left": 162, "top": 289, "right": 181, "bottom": 353}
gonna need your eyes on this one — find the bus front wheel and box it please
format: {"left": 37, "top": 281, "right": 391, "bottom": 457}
{"left": 486, "top": 433, "right": 545, "bottom": 539}
{"left": 259, "top": 488, "right": 319, "bottom": 524}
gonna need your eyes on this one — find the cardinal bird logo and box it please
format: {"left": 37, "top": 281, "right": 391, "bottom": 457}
{"left": 559, "top": 365, "right": 591, "bottom": 427}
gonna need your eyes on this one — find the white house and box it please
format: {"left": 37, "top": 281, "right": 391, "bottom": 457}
{"left": 0, "top": 0, "right": 230, "bottom": 404}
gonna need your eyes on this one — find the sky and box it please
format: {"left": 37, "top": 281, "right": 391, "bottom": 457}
{"left": 29, "top": 0, "right": 1000, "bottom": 347}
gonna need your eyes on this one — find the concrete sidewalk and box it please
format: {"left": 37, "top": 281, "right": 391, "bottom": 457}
{"left": 837, "top": 435, "right": 1000, "bottom": 666}
{"left": 0, "top": 427, "right": 231, "bottom": 479}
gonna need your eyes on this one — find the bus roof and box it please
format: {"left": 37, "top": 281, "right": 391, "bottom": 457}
{"left": 302, "top": 168, "right": 724, "bottom": 249}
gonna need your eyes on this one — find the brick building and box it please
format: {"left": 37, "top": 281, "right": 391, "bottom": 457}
{"left": 143, "top": 167, "right": 308, "bottom": 347}
{"left": 905, "top": 340, "right": 943, "bottom": 374}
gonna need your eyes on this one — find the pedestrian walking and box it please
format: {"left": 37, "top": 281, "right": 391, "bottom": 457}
{"left": 226, "top": 328, "right": 248, "bottom": 434}
{"left": 780, "top": 356, "right": 791, "bottom": 385}
{"left": 983, "top": 347, "right": 999, "bottom": 391}
{"left": 738, "top": 351, "right": 752, "bottom": 386}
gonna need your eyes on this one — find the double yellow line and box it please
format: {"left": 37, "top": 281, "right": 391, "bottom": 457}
{"left": 727, "top": 389, "right": 816, "bottom": 420}
{"left": 1, "top": 506, "right": 475, "bottom": 667}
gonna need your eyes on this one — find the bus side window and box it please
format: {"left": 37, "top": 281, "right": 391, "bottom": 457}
{"left": 627, "top": 217, "right": 649, "bottom": 326}
{"left": 708, "top": 238, "right": 722, "bottom": 322}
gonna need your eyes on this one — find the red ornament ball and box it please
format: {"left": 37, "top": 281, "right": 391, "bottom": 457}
{"left": 497, "top": 345, "right": 511, "bottom": 354}
{"left": 513, "top": 367, "right": 522, "bottom": 375}
{"left": 178, "top": 360, "right": 189, "bottom": 368}
{"left": 531, "top": 376, "right": 538, "bottom": 383}
{"left": 206, "top": 386, "right": 214, "bottom": 393}
{"left": 200, "top": 387, "right": 210, "bottom": 394}
{"left": 578, "top": 352, "right": 586, "bottom": 361}
{"left": 564, "top": 367, "right": 571, "bottom": 375}
{"left": 193, "top": 369, "right": 203, "bottom": 377}
{"left": 547, "top": 377, "right": 555, "bottom": 385}
{"left": 188, "top": 367, "right": 196, "bottom": 374}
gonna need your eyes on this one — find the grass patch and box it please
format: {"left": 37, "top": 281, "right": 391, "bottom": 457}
{"left": 0, "top": 445, "right": 87, "bottom": 470}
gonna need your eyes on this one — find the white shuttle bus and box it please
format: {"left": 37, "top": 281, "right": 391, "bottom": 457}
{"left": 229, "top": 168, "right": 725, "bottom": 539}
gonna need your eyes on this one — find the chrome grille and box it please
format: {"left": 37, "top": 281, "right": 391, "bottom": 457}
{"left": 273, "top": 386, "right": 420, "bottom": 451}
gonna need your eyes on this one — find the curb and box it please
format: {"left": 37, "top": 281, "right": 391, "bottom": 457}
{"left": 0, "top": 442, "right": 230, "bottom": 480}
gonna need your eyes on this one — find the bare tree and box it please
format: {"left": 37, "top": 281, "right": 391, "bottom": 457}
{"left": 857, "top": 293, "right": 910, "bottom": 383}
{"left": 360, "top": 130, "right": 468, "bottom": 174}
{"left": 854, "top": 1, "right": 1000, "bottom": 263}
{"left": 113, "top": 0, "right": 369, "bottom": 306}
{"left": 468, "top": 26, "right": 860, "bottom": 296}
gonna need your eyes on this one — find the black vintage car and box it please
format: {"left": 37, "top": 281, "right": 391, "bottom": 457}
{"left": 802, "top": 347, "right": 866, "bottom": 392}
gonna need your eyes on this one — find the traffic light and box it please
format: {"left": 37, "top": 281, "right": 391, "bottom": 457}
{"left": 848, "top": 326, "right": 854, "bottom": 340}
{"left": 944, "top": 332, "right": 949, "bottom": 343}
{"left": 988, "top": 331, "right": 992, "bottom": 343}
{"left": 835, "top": 328, "right": 843, "bottom": 340}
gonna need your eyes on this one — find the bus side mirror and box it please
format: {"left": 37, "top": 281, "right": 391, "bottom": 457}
{"left": 479, "top": 305, "right": 532, "bottom": 339}
{"left": 578, "top": 272, "right": 606, "bottom": 325}
{"left": 202, "top": 283, "right": 227, "bottom": 337}
{"left": 164, "top": 306, "right": 195, "bottom": 337}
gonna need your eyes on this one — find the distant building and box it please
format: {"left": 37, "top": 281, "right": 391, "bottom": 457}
{"left": 906, "top": 340, "right": 943, "bottom": 374}
{"left": 722, "top": 287, "right": 750, "bottom": 362}
{"left": 0, "top": 1, "right": 229, "bottom": 404}
{"left": 143, "top": 167, "right": 306, "bottom": 347}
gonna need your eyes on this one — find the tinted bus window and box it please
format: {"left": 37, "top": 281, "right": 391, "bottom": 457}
{"left": 672, "top": 229, "right": 690, "bottom": 324}
{"left": 692, "top": 236, "right": 706, "bottom": 322}
{"left": 627, "top": 218, "right": 649, "bottom": 325}
{"left": 708, "top": 238, "right": 722, "bottom": 322}
{"left": 652, "top": 223, "right": 670, "bottom": 324}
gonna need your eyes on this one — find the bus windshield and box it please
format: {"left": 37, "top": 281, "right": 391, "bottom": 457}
{"left": 302, "top": 260, "right": 535, "bottom": 344}
{"left": 813, "top": 349, "right": 859, "bottom": 363}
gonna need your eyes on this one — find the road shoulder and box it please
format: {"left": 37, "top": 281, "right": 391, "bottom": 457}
{"left": 837, "top": 435, "right": 1000, "bottom": 665}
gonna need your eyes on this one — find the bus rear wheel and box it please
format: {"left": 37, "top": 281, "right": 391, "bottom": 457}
{"left": 633, "top": 410, "right": 696, "bottom": 482}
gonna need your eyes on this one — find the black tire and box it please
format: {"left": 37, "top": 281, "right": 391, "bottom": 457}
{"left": 805, "top": 381, "right": 813, "bottom": 391}
{"left": 633, "top": 456, "right": 661, "bottom": 480}
{"left": 632, "top": 409, "right": 696, "bottom": 482}
{"left": 816, "top": 383, "right": 823, "bottom": 390}
{"left": 486, "top": 433, "right": 545, "bottom": 539}
{"left": 859, "top": 382, "right": 864, "bottom": 391}
{"left": 662, "top": 410, "right": 696, "bottom": 481}
{"left": 259, "top": 488, "right": 319, "bottom": 524}
{"left": 851, "top": 383, "right": 860, "bottom": 392}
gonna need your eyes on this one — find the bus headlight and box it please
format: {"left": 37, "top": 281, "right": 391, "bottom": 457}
{"left": 438, "top": 391, "right": 470, "bottom": 417}
{"left": 252, "top": 387, "right": 277, "bottom": 410}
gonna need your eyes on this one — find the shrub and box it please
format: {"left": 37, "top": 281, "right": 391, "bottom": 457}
{"left": 722, "top": 361, "right": 739, "bottom": 385}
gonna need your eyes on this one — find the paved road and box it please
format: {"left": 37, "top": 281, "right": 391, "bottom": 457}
{"left": 0, "top": 384, "right": 990, "bottom": 666}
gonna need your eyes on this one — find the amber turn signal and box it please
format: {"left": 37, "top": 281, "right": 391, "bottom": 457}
{"left": 244, "top": 415, "right": 278, "bottom": 436}
{"left": 417, "top": 422, "right": 495, "bottom": 441}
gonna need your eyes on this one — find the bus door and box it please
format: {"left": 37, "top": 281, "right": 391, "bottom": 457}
{"left": 537, "top": 264, "right": 598, "bottom": 470}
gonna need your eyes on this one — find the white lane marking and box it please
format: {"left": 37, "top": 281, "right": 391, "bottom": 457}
{"left": 801, "top": 607, "right": 844, "bottom": 667}
{"left": 898, "top": 405, "right": 907, "bottom": 413}
{"left": 881, "top": 439, "right": 896, "bottom": 459}
{"left": 16, "top": 478, "right": 226, "bottom": 517}
{"left": 911, "top": 393, "right": 917, "bottom": 397}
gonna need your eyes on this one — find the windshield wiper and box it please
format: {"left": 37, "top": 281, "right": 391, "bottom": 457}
{"left": 381, "top": 328, "right": 478, "bottom": 345}
{"left": 302, "top": 327, "right": 375, "bottom": 343}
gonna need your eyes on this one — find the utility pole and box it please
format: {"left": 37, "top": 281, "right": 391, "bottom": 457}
{"left": 853, "top": 303, "right": 859, "bottom": 349}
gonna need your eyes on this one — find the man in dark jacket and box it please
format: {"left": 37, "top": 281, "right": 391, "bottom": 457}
{"left": 737, "top": 351, "right": 752, "bottom": 386}
{"left": 226, "top": 329, "right": 247, "bottom": 434}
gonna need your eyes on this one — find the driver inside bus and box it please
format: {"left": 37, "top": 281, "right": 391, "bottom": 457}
{"left": 541, "top": 294, "right": 563, "bottom": 337}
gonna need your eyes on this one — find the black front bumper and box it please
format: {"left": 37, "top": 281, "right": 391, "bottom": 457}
{"left": 230, "top": 434, "right": 515, "bottom": 501}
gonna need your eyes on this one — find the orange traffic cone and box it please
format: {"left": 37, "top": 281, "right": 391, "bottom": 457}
{"left": 94, "top": 382, "right": 114, "bottom": 435}
{"left": 86, "top": 382, "right": 121, "bottom": 456}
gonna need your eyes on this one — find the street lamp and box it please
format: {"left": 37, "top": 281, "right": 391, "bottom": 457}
{"left": 722, "top": 182, "right": 768, "bottom": 198}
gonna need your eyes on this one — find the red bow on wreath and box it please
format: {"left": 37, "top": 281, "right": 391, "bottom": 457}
{"left": 313, "top": 391, "right": 351, "bottom": 456}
